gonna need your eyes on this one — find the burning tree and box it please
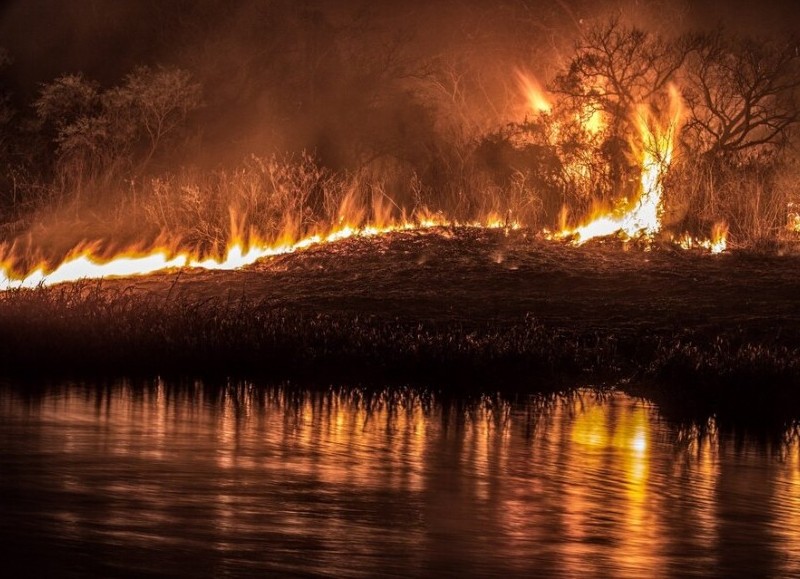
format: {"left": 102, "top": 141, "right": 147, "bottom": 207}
{"left": 549, "top": 18, "right": 693, "bottom": 203}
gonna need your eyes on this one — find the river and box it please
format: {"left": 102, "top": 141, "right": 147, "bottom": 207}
{"left": 1, "top": 381, "right": 798, "bottom": 577}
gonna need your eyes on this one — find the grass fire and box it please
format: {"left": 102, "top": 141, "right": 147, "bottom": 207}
{"left": 5, "top": 4, "right": 800, "bottom": 578}
{"left": 1, "top": 1, "right": 799, "bottom": 409}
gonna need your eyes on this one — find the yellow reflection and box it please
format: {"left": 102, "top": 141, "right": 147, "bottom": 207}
{"left": 564, "top": 393, "right": 657, "bottom": 576}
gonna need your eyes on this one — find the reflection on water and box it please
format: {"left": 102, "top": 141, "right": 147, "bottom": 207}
{"left": 1, "top": 382, "right": 799, "bottom": 577}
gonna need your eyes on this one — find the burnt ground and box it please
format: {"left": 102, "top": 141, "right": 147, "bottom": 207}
{"left": 2, "top": 226, "right": 800, "bottom": 423}
{"left": 129, "top": 226, "right": 800, "bottom": 340}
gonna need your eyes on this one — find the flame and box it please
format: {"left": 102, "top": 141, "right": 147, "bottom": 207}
{"left": 789, "top": 203, "right": 800, "bottom": 233}
{"left": 0, "top": 212, "right": 519, "bottom": 290}
{"left": 555, "top": 86, "right": 683, "bottom": 246}
{"left": 577, "top": 100, "right": 604, "bottom": 135}
{"left": 676, "top": 222, "right": 728, "bottom": 254}
{"left": 516, "top": 71, "right": 551, "bottom": 115}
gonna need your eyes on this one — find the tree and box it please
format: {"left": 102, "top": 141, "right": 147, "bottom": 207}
{"left": 34, "top": 67, "right": 202, "bottom": 189}
{"left": 681, "top": 30, "right": 800, "bottom": 160}
{"left": 33, "top": 73, "right": 106, "bottom": 192}
{"left": 550, "top": 17, "right": 692, "bottom": 136}
{"left": 547, "top": 18, "right": 692, "bottom": 201}
{"left": 108, "top": 66, "right": 202, "bottom": 167}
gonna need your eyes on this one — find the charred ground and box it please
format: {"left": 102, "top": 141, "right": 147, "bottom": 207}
{"left": 1, "top": 228, "right": 799, "bottom": 424}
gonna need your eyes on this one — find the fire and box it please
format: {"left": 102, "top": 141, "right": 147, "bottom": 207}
{"left": 676, "top": 222, "right": 728, "bottom": 254}
{"left": 0, "top": 76, "right": 739, "bottom": 291}
{"left": 516, "top": 71, "right": 552, "bottom": 115}
{"left": 554, "top": 86, "right": 683, "bottom": 246}
{"left": 789, "top": 203, "right": 800, "bottom": 233}
{"left": 581, "top": 103, "right": 604, "bottom": 135}
{"left": 0, "top": 213, "right": 518, "bottom": 290}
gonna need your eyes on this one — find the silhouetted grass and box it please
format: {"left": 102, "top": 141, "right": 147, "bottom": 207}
{"left": 1, "top": 281, "right": 798, "bottom": 423}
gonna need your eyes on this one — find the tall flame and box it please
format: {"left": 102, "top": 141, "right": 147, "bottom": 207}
{"left": 556, "top": 87, "right": 684, "bottom": 245}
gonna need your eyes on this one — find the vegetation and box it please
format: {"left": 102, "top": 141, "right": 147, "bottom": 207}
{"left": 1, "top": 8, "right": 799, "bottom": 419}
{"left": 2, "top": 11, "right": 800, "bottom": 250}
{"left": 0, "top": 258, "right": 800, "bottom": 422}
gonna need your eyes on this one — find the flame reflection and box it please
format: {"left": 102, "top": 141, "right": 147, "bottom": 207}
{"left": 0, "top": 384, "right": 799, "bottom": 577}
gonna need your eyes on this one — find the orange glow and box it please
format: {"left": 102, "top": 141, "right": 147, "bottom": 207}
{"left": 789, "top": 203, "right": 800, "bottom": 233}
{"left": 676, "top": 221, "right": 728, "bottom": 254}
{"left": 516, "top": 71, "right": 552, "bottom": 115}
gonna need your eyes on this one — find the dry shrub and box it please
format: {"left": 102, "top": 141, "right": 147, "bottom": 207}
{"left": 664, "top": 153, "right": 798, "bottom": 246}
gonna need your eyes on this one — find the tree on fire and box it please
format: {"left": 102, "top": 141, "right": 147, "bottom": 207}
{"left": 477, "top": 17, "right": 800, "bottom": 238}
{"left": 547, "top": 19, "right": 693, "bottom": 204}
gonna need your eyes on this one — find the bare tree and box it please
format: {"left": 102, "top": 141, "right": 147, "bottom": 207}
{"left": 550, "top": 17, "right": 692, "bottom": 134}
{"left": 681, "top": 30, "right": 800, "bottom": 160}
{"left": 109, "top": 66, "right": 202, "bottom": 167}
{"left": 33, "top": 67, "right": 202, "bottom": 209}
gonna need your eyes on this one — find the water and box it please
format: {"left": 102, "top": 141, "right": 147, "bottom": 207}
{"left": 1, "top": 382, "right": 799, "bottom": 578}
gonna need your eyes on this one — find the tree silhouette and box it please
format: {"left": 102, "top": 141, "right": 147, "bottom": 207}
{"left": 682, "top": 30, "right": 800, "bottom": 160}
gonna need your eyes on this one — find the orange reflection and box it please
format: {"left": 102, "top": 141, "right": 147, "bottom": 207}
{"left": 4, "top": 384, "right": 800, "bottom": 577}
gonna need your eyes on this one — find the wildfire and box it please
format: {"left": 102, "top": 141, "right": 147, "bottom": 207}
{"left": 0, "top": 77, "right": 740, "bottom": 291}
{"left": 0, "top": 213, "right": 518, "bottom": 290}
{"left": 554, "top": 87, "right": 683, "bottom": 246}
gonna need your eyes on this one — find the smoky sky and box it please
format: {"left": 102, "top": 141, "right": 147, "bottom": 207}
{"left": 4, "top": 0, "right": 796, "bottom": 93}
{"left": 2, "top": 0, "right": 798, "bottom": 167}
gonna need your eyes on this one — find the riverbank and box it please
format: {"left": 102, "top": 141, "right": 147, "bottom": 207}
{"left": 2, "top": 227, "right": 799, "bottom": 420}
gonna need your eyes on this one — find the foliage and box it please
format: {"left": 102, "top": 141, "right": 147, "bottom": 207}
{"left": 3, "top": 17, "right": 800, "bottom": 248}
{"left": 32, "top": 67, "right": 201, "bottom": 203}
{"left": 141, "top": 152, "right": 349, "bottom": 250}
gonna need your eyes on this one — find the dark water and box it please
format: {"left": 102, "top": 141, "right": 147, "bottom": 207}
{"left": 1, "top": 382, "right": 799, "bottom": 578}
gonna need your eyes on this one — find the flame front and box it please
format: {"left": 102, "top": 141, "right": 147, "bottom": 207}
{"left": 0, "top": 213, "right": 518, "bottom": 290}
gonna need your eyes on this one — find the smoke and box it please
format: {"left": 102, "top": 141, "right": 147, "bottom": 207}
{"left": 1, "top": 0, "right": 796, "bottom": 172}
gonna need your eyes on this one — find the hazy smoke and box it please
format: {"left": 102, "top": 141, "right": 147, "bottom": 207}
{"left": 1, "top": 0, "right": 796, "bottom": 171}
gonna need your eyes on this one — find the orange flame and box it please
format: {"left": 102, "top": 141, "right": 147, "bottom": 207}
{"left": 676, "top": 222, "right": 728, "bottom": 254}
{"left": 789, "top": 203, "right": 800, "bottom": 233}
{"left": 516, "top": 71, "right": 551, "bottom": 115}
{"left": 0, "top": 212, "right": 519, "bottom": 290}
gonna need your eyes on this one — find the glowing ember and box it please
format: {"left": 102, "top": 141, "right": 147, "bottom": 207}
{"left": 555, "top": 87, "right": 683, "bottom": 246}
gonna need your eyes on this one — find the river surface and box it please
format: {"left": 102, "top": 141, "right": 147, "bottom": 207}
{"left": 1, "top": 381, "right": 799, "bottom": 578}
